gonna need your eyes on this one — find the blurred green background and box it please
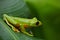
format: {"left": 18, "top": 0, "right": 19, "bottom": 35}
{"left": 0, "top": 0, "right": 60, "bottom": 40}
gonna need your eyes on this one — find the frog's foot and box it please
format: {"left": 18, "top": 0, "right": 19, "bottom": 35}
{"left": 12, "top": 27, "right": 20, "bottom": 32}
{"left": 22, "top": 31, "right": 33, "bottom": 36}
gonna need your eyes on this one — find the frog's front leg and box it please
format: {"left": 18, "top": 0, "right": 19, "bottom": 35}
{"left": 20, "top": 25, "right": 33, "bottom": 36}
{"left": 3, "top": 16, "right": 20, "bottom": 32}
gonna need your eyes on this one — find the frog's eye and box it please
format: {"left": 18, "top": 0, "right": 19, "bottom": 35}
{"left": 36, "top": 21, "right": 39, "bottom": 26}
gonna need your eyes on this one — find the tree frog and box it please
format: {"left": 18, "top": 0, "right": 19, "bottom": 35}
{"left": 3, "top": 14, "right": 42, "bottom": 36}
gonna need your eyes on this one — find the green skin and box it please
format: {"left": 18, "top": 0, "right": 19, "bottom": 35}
{"left": 3, "top": 14, "right": 42, "bottom": 36}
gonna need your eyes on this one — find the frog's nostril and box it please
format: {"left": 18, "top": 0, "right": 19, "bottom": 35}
{"left": 36, "top": 21, "right": 39, "bottom": 25}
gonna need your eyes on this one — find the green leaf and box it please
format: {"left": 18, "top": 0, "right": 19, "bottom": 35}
{"left": 0, "top": 0, "right": 44, "bottom": 40}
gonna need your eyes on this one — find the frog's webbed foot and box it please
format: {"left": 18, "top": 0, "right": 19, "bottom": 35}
{"left": 20, "top": 25, "right": 33, "bottom": 36}
{"left": 3, "top": 17, "right": 20, "bottom": 32}
{"left": 22, "top": 31, "right": 33, "bottom": 36}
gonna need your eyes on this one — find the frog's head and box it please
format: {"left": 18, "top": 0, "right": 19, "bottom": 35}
{"left": 30, "top": 17, "right": 42, "bottom": 27}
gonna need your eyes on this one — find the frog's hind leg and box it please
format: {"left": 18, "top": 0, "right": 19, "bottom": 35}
{"left": 3, "top": 17, "right": 20, "bottom": 32}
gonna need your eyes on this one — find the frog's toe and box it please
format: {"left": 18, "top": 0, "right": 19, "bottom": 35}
{"left": 12, "top": 27, "right": 20, "bottom": 32}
